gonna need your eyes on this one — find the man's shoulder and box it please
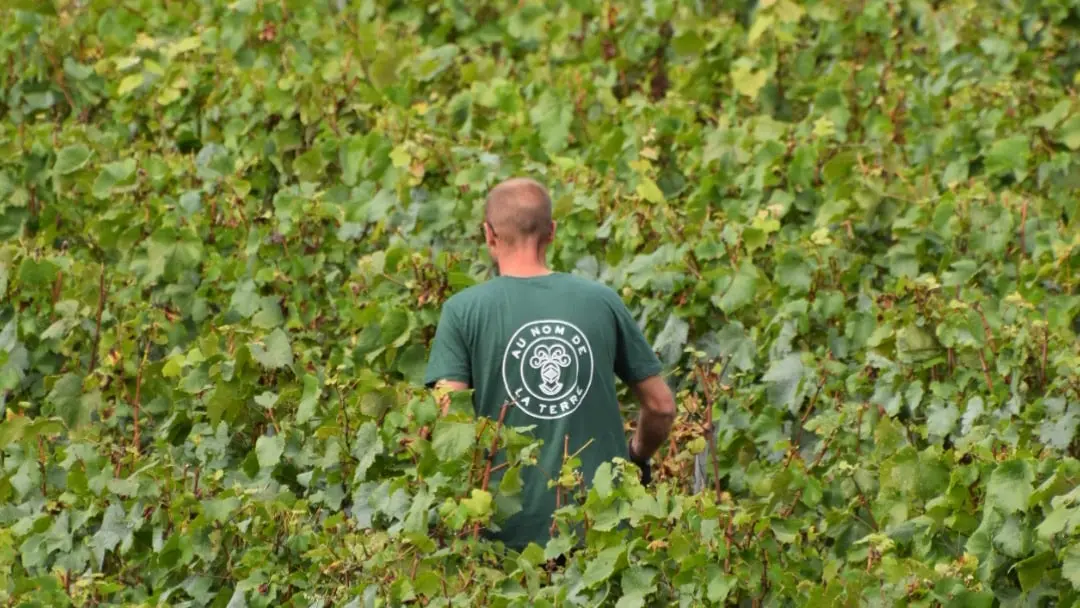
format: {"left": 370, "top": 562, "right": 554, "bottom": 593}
{"left": 442, "top": 272, "right": 624, "bottom": 310}
{"left": 557, "top": 272, "right": 624, "bottom": 303}
{"left": 441, "top": 280, "right": 499, "bottom": 309}
{"left": 438, "top": 280, "right": 506, "bottom": 323}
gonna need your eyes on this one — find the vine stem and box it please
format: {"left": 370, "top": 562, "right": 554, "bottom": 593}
{"left": 50, "top": 271, "right": 63, "bottom": 320}
{"left": 473, "top": 402, "right": 510, "bottom": 540}
{"left": 978, "top": 350, "right": 993, "bottom": 393}
{"left": 723, "top": 513, "right": 734, "bottom": 573}
{"left": 88, "top": 264, "right": 107, "bottom": 374}
{"left": 794, "top": 372, "right": 828, "bottom": 448}
{"left": 550, "top": 434, "right": 571, "bottom": 538}
{"left": 856, "top": 403, "right": 866, "bottom": 458}
{"left": 696, "top": 357, "right": 730, "bottom": 501}
{"left": 1018, "top": 198, "right": 1028, "bottom": 266}
{"left": 972, "top": 302, "right": 997, "bottom": 355}
{"left": 466, "top": 419, "right": 491, "bottom": 488}
{"left": 809, "top": 430, "right": 837, "bottom": 470}
{"left": 132, "top": 339, "right": 151, "bottom": 457}
{"left": 1040, "top": 321, "right": 1049, "bottom": 390}
{"left": 336, "top": 387, "right": 352, "bottom": 460}
{"left": 38, "top": 435, "right": 47, "bottom": 497}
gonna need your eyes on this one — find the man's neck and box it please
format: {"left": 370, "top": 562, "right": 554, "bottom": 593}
{"left": 495, "top": 254, "right": 552, "bottom": 278}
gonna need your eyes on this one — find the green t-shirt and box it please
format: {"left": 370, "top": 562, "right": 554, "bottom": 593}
{"left": 423, "top": 271, "right": 663, "bottom": 551}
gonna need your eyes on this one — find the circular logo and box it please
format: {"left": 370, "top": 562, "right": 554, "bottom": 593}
{"left": 501, "top": 320, "right": 594, "bottom": 420}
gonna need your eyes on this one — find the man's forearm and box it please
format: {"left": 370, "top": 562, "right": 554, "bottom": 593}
{"left": 627, "top": 375, "right": 677, "bottom": 461}
{"left": 632, "top": 407, "right": 675, "bottom": 460}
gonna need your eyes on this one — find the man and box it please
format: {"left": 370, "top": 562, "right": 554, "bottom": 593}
{"left": 423, "top": 176, "right": 677, "bottom": 552}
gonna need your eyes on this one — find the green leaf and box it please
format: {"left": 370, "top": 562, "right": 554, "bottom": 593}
{"left": 636, "top": 178, "right": 664, "bottom": 204}
{"left": 960, "top": 396, "right": 985, "bottom": 436}
{"left": 616, "top": 566, "right": 657, "bottom": 608}
{"left": 203, "top": 496, "right": 241, "bottom": 523}
{"left": 672, "top": 31, "right": 704, "bottom": 56}
{"left": 763, "top": 354, "right": 804, "bottom": 413}
{"left": 706, "top": 323, "right": 756, "bottom": 372}
{"left": 462, "top": 489, "right": 493, "bottom": 518}
{"left": 91, "top": 158, "right": 137, "bottom": 199}
{"left": 413, "top": 44, "right": 459, "bottom": 81}
{"left": 251, "top": 300, "right": 283, "bottom": 329}
{"left": 499, "top": 465, "right": 523, "bottom": 495}
{"left": 653, "top": 313, "right": 688, "bottom": 366}
{"left": 528, "top": 90, "right": 572, "bottom": 154}
{"left": 1030, "top": 100, "right": 1070, "bottom": 130}
{"left": 54, "top": 145, "right": 92, "bottom": 175}
{"left": 1014, "top": 551, "right": 1055, "bottom": 592}
{"left": 352, "top": 421, "right": 383, "bottom": 480}
{"left": 1036, "top": 505, "right": 1075, "bottom": 540}
{"left": 945, "top": 590, "right": 994, "bottom": 608}
{"left": 707, "top": 572, "right": 737, "bottom": 603}
{"left": 544, "top": 534, "right": 574, "bottom": 561}
{"left": 747, "top": 14, "right": 774, "bottom": 46}
{"left": 117, "top": 73, "right": 144, "bottom": 96}
{"left": 396, "top": 343, "right": 428, "bottom": 385}
{"left": 255, "top": 435, "right": 284, "bottom": 469}
{"left": 1063, "top": 543, "right": 1080, "bottom": 590}
{"left": 581, "top": 545, "right": 624, "bottom": 588}
{"left": 897, "top": 325, "right": 939, "bottom": 363}
{"left": 941, "top": 259, "right": 978, "bottom": 287}
{"left": 379, "top": 310, "right": 411, "bottom": 348}
{"left": 249, "top": 329, "right": 293, "bottom": 369}
{"left": 48, "top": 373, "right": 88, "bottom": 429}
{"left": 927, "top": 402, "right": 959, "bottom": 439}
{"left": 714, "top": 262, "right": 759, "bottom": 314}
{"left": 225, "top": 587, "right": 248, "bottom": 608}
{"left": 91, "top": 503, "right": 135, "bottom": 564}
{"left": 731, "top": 59, "right": 769, "bottom": 99}
{"left": 993, "top": 514, "right": 1031, "bottom": 557}
{"left": 986, "top": 459, "right": 1034, "bottom": 514}
{"left": 774, "top": 250, "right": 811, "bottom": 293}
{"left": 166, "top": 35, "right": 203, "bottom": 59}
{"left": 983, "top": 135, "right": 1030, "bottom": 180}
{"left": 1059, "top": 115, "right": 1080, "bottom": 151}
{"left": 294, "top": 147, "right": 326, "bottom": 182}
{"left": 432, "top": 420, "right": 475, "bottom": 461}
{"left": 254, "top": 391, "right": 278, "bottom": 409}
{"left": 296, "top": 374, "right": 320, "bottom": 423}
{"left": 229, "top": 280, "right": 259, "bottom": 318}
{"left": 340, "top": 136, "right": 366, "bottom": 186}
{"left": 593, "top": 462, "right": 613, "bottom": 499}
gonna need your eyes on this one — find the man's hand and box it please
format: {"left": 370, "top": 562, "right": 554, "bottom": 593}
{"left": 434, "top": 379, "right": 469, "bottom": 415}
{"left": 628, "top": 437, "right": 652, "bottom": 485}
{"left": 419, "top": 379, "right": 469, "bottom": 440}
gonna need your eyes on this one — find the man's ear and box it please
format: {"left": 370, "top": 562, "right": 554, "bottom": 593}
{"left": 483, "top": 221, "right": 497, "bottom": 248}
{"left": 547, "top": 220, "right": 557, "bottom": 242}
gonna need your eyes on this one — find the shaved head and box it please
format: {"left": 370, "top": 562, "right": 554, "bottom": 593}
{"left": 484, "top": 177, "right": 553, "bottom": 246}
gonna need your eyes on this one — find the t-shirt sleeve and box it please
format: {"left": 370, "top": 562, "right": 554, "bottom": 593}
{"left": 609, "top": 290, "right": 663, "bottom": 384}
{"left": 423, "top": 301, "right": 472, "bottom": 388}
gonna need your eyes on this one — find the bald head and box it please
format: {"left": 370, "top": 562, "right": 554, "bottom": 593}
{"left": 484, "top": 177, "right": 553, "bottom": 246}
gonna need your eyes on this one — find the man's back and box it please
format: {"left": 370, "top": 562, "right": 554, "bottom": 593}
{"left": 424, "top": 271, "right": 662, "bottom": 550}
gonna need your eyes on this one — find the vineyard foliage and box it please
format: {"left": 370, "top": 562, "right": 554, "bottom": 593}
{"left": 3, "top": 0, "right": 1080, "bottom": 605}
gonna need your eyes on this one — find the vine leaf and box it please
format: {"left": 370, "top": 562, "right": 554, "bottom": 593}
{"left": 986, "top": 459, "right": 1034, "bottom": 514}
{"left": 249, "top": 329, "right": 294, "bottom": 370}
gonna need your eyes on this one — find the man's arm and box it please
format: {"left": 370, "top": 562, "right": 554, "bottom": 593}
{"left": 627, "top": 375, "right": 676, "bottom": 460}
{"left": 433, "top": 379, "right": 469, "bottom": 416}
{"left": 417, "top": 379, "right": 469, "bottom": 440}
{"left": 607, "top": 288, "right": 677, "bottom": 479}
{"left": 421, "top": 302, "right": 472, "bottom": 438}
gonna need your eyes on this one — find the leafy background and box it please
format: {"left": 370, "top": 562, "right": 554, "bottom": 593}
{"left": 2, "top": 0, "right": 1080, "bottom": 606}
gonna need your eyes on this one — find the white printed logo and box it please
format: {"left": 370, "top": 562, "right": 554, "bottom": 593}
{"left": 502, "top": 320, "right": 594, "bottom": 420}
